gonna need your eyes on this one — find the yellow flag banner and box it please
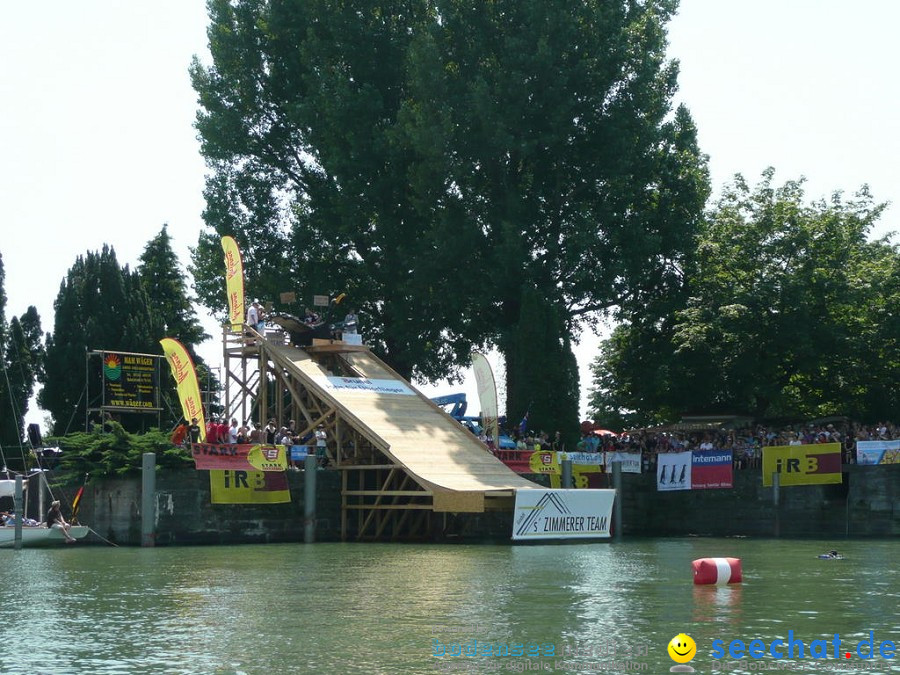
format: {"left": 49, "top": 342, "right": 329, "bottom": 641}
{"left": 159, "top": 338, "right": 206, "bottom": 442}
{"left": 209, "top": 470, "right": 291, "bottom": 504}
{"left": 221, "top": 235, "right": 245, "bottom": 331}
{"left": 762, "top": 443, "right": 843, "bottom": 486}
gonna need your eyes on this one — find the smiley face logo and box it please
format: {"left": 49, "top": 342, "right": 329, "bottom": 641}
{"left": 667, "top": 633, "right": 696, "bottom": 664}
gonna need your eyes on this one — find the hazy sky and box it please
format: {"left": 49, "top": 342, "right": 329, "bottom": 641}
{"left": 2, "top": 1, "right": 898, "bottom": 428}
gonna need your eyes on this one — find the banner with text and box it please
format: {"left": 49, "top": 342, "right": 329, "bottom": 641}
{"left": 528, "top": 451, "right": 641, "bottom": 489}
{"left": 691, "top": 450, "right": 734, "bottom": 489}
{"left": 315, "top": 376, "right": 415, "bottom": 396}
{"left": 209, "top": 470, "right": 291, "bottom": 504}
{"left": 856, "top": 440, "right": 900, "bottom": 465}
{"left": 160, "top": 338, "right": 206, "bottom": 442}
{"left": 607, "top": 452, "right": 643, "bottom": 474}
{"left": 762, "top": 443, "right": 842, "bottom": 486}
{"left": 221, "top": 235, "right": 245, "bottom": 331}
{"left": 512, "top": 489, "right": 615, "bottom": 540}
{"left": 102, "top": 352, "right": 160, "bottom": 411}
{"left": 192, "top": 444, "right": 288, "bottom": 472}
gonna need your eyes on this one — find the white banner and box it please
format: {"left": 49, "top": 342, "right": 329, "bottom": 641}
{"left": 316, "top": 377, "right": 415, "bottom": 396}
{"left": 657, "top": 451, "right": 692, "bottom": 491}
{"left": 563, "top": 452, "right": 604, "bottom": 465}
{"left": 607, "top": 451, "right": 642, "bottom": 473}
{"left": 512, "top": 489, "right": 615, "bottom": 540}
{"left": 856, "top": 440, "right": 900, "bottom": 465}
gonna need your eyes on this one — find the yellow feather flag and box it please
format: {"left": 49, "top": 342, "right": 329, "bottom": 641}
{"left": 160, "top": 338, "right": 206, "bottom": 442}
{"left": 221, "top": 235, "right": 245, "bottom": 331}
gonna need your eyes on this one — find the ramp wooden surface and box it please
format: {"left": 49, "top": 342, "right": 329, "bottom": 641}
{"left": 267, "top": 343, "right": 540, "bottom": 494}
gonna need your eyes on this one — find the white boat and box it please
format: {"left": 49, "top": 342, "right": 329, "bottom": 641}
{"left": 0, "top": 525, "right": 89, "bottom": 547}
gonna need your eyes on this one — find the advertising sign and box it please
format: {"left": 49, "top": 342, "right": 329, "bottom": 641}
{"left": 512, "top": 489, "right": 615, "bottom": 540}
{"left": 192, "top": 444, "right": 288, "bottom": 472}
{"left": 856, "top": 440, "right": 900, "bottom": 465}
{"left": 762, "top": 443, "right": 842, "bottom": 486}
{"left": 691, "top": 450, "right": 734, "bottom": 489}
{"left": 102, "top": 352, "right": 160, "bottom": 411}
{"left": 209, "top": 470, "right": 291, "bottom": 504}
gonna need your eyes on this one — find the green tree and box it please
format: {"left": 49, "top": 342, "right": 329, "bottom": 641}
{"left": 0, "top": 309, "right": 45, "bottom": 450}
{"left": 590, "top": 170, "right": 899, "bottom": 423}
{"left": 190, "top": 0, "right": 709, "bottom": 434}
{"left": 137, "top": 226, "right": 218, "bottom": 427}
{"left": 138, "top": 225, "right": 209, "bottom": 347}
{"left": 39, "top": 246, "right": 161, "bottom": 435}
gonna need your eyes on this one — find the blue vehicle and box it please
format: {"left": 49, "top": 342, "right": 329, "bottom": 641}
{"left": 430, "top": 394, "right": 517, "bottom": 449}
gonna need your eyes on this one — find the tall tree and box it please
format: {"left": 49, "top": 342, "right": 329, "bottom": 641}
{"left": 590, "top": 171, "right": 899, "bottom": 424}
{"left": 0, "top": 309, "right": 45, "bottom": 449}
{"left": 138, "top": 225, "right": 216, "bottom": 427}
{"left": 190, "top": 0, "right": 709, "bottom": 433}
{"left": 138, "top": 225, "right": 209, "bottom": 348}
{"left": 39, "top": 246, "right": 161, "bottom": 435}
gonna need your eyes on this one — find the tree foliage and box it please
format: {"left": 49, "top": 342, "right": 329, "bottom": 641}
{"left": 190, "top": 0, "right": 709, "bottom": 433}
{"left": 0, "top": 252, "right": 45, "bottom": 451}
{"left": 138, "top": 225, "right": 209, "bottom": 348}
{"left": 39, "top": 233, "right": 216, "bottom": 435}
{"left": 590, "top": 170, "right": 900, "bottom": 425}
{"left": 39, "top": 246, "right": 161, "bottom": 434}
{"left": 48, "top": 422, "right": 193, "bottom": 486}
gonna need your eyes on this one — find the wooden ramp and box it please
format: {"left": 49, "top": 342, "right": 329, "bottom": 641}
{"left": 266, "top": 342, "right": 539, "bottom": 497}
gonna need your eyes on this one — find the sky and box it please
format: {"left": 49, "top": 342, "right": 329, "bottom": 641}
{"left": 2, "top": 1, "right": 899, "bottom": 430}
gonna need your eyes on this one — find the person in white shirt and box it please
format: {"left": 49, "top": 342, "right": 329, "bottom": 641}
{"left": 315, "top": 425, "right": 328, "bottom": 466}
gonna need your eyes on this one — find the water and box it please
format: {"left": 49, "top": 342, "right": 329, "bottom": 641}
{"left": 1, "top": 538, "right": 897, "bottom": 674}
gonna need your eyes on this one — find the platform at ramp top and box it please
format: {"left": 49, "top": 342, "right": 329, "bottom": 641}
{"left": 266, "top": 342, "right": 540, "bottom": 497}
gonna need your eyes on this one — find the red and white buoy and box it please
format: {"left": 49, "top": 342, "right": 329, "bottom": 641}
{"left": 692, "top": 557, "right": 742, "bottom": 585}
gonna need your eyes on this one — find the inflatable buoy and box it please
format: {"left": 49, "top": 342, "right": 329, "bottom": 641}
{"left": 692, "top": 557, "right": 742, "bottom": 585}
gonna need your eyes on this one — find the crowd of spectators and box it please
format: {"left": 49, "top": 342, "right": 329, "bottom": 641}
{"left": 565, "top": 420, "right": 900, "bottom": 470}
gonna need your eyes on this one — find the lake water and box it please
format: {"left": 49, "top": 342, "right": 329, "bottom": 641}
{"left": 1, "top": 538, "right": 897, "bottom": 674}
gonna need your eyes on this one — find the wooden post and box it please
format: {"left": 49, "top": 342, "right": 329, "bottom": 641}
{"left": 13, "top": 475, "right": 24, "bottom": 550}
{"left": 141, "top": 453, "right": 156, "bottom": 547}
{"left": 304, "top": 454, "right": 317, "bottom": 543}
{"left": 772, "top": 472, "right": 780, "bottom": 538}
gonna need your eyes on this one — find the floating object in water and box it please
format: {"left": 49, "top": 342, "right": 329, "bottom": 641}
{"left": 692, "top": 557, "right": 742, "bottom": 585}
{"left": 817, "top": 552, "right": 844, "bottom": 560}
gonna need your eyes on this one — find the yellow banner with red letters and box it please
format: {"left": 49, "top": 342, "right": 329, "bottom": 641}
{"left": 221, "top": 235, "right": 245, "bottom": 332}
{"left": 160, "top": 338, "right": 206, "bottom": 442}
{"left": 762, "top": 443, "right": 842, "bottom": 486}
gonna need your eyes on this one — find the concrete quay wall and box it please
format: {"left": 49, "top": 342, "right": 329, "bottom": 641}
{"left": 56, "top": 464, "right": 898, "bottom": 545}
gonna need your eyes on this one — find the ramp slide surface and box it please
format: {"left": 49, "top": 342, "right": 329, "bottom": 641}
{"left": 267, "top": 343, "right": 539, "bottom": 494}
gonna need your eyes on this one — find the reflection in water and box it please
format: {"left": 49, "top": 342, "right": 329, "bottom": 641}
{"left": 692, "top": 584, "right": 742, "bottom": 625}
{"left": 0, "top": 538, "right": 896, "bottom": 674}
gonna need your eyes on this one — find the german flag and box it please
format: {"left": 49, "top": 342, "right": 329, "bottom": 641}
{"left": 71, "top": 486, "right": 85, "bottom": 523}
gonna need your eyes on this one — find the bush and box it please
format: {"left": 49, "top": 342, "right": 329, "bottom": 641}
{"left": 46, "top": 421, "right": 193, "bottom": 484}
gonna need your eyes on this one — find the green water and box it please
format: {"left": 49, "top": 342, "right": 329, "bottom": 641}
{"left": 1, "top": 539, "right": 897, "bottom": 674}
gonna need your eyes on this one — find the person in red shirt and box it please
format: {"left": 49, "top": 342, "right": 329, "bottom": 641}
{"left": 170, "top": 419, "right": 188, "bottom": 446}
{"left": 206, "top": 417, "right": 220, "bottom": 444}
{"left": 217, "top": 418, "right": 230, "bottom": 445}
